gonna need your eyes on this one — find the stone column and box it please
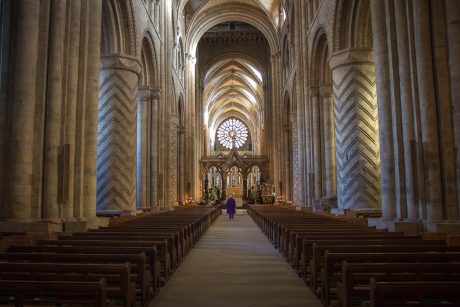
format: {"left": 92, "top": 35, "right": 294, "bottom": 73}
{"left": 177, "top": 125, "right": 186, "bottom": 202}
{"left": 63, "top": 0, "right": 82, "bottom": 221}
{"left": 97, "top": 55, "right": 141, "bottom": 212}
{"left": 446, "top": 0, "right": 460, "bottom": 218}
{"left": 394, "top": 0, "right": 417, "bottom": 219}
{"left": 310, "top": 88, "right": 322, "bottom": 200}
{"left": 330, "top": 49, "right": 381, "bottom": 211}
{"left": 83, "top": 0, "right": 102, "bottom": 219}
{"left": 221, "top": 171, "right": 227, "bottom": 200}
{"left": 413, "top": 0, "right": 443, "bottom": 221}
{"left": 185, "top": 54, "right": 197, "bottom": 200}
{"left": 137, "top": 88, "right": 151, "bottom": 209}
{"left": 150, "top": 88, "right": 160, "bottom": 208}
{"left": 270, "top": 52, "right": 282, "bottom": 194}
{"left": 168, "top": 121, "right": 178, "bottom": 205}
{"left": 42, "top": 0, "right": 66, "bottom": 221}
{"left": 320, "top": 86, "right": 336, "bottom": 196}
{"left": 242, "top": 173, "right": 248, "bottom": 201}
{"left": 291, "top": 111, "right": 301, "bottom": 205}
{"left": 370, "top": 0, "right": 396, "bottom": 219}
{"left": 6, "top": 0, "right": 40, "bottom": 220}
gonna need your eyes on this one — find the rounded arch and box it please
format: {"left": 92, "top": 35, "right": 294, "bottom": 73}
{"left": 282, "top": 34, "right": 291, "bottom": 81}
{"left": 139, "top": 31, "right": 159, "bottom": 88}
{"left": 186, "top": 3, "right": 280, "bottom": 57}
{"left": 332, "top": 0, "right": 373, "bottom": 51}
{"left": 100, "top": 0, "right": 136, "bottom": 56}
{"left": 311, "top": 28, "right": 331, "bottom": 86}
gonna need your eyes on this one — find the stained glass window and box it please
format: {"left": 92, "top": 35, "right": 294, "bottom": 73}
{"left": 217, "top": 118, "right": 249, "bottom": 149}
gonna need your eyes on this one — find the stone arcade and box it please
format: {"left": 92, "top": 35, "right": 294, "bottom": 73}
{"left": 1, "top": 0, "right": 460, "bottom": 306}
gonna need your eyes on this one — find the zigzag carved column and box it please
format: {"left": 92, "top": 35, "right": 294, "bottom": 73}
{"left": 97, "top": 55, "right": 141, "bottom": 212}
{"left": 330, "top": 49, "right": 381, "bottom": 211}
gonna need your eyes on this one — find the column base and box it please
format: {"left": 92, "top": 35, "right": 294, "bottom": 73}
{"left": 331, "top": 208, "right": 381, "bottom": 216}
{"left": 0, "top": 220, "right": 63, "bottom": 233}
{"left": 96, "top": 209, "right": 138, "bottom": 217}
{"left": 425, "top": 221, "right": 460, "bottom": 234}
{"left": 63, "top": 220, "right": 87, "bottom": 232}
{"left": 367, "top": 218, "right": 460, "bottom": 234}
{"left": 85, "top": 216, "right": 110, "bottom": 230}
{"left": 367, "top": 218, "right": 423, "bottom": 234}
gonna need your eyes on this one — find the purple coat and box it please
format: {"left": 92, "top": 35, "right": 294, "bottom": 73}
{"left": 226, "top": 197, "right": 236, "bottom": 215}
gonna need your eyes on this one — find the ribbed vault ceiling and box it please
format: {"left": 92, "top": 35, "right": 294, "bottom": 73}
{"left": 203, "top": 56, "right": 264, "bottom": 149}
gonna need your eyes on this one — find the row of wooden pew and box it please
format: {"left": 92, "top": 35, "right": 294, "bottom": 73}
{"left": 0, "top": 207, "right": 221, "bottom": 307}
{"left": 248, "top": 205, "right": 460, "bottom": 307}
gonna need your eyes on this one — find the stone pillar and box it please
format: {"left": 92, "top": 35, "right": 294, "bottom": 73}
{"left": 370, "top": 0, "right": 396, "bottom": 219}
{"left": 291, "top": 111, "right": 300, "bottom": 205}
{"left": 150, "top": 89, "right": 160, "bottom": 208}
{"left": 63, "top": 0, "right": 82, "bottom": 221}
{"left": 177, "top": 125, "right": 186, "bottom": 202}
{"left": 168, "top": 121, "right": 178, "bottom": 205}
{"left": 320, "top": 86, "right": 336, "bottom": 196}
{"left": 446, "top": 0, "right": 460, "bottom": 218}
{"left": 243, "top": 173, "right": 248, "bottom": 201}
{"left": 137, "top": 88, "right": 151, "bottom": 209}
{"left": 413, "top": 0, "right": 443, "bottom": 221}
{"left": 185, "top": 54, "right": 197, "bottom": 199}
{"left": 97, "top": 55, "right": 141, "bottom": 212}
{"left": 394, "top": 0, "right": 417, "bottom": 219}
{"left": 6, "top": 0, "right": 40, "bottom": 220}
{"left": 221, "top": 171, "right": 227, "bottom": 200}
{"left": 83, "top": 0, "right": 102, "bottom": 220}
{"left": 42, "top": 0, "right": 66, "bottom": 221}
{"left": 310, "top": 88, "right": 322, "bottom": 200}
{"left": 330, "top": 49, "right": 381, "bottom": 211}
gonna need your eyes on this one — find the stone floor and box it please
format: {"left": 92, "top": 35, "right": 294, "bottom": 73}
{"left": 150, "top": 211, "right": 322, "bottom": 307}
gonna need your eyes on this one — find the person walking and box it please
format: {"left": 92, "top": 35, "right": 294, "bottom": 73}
{"left": 226, "top": 195, "right": 236, "bottom": 219}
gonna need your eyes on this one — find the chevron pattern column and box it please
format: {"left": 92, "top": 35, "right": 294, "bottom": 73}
{"left": 97, "top": 55, "right": 141, "bottom": 212}
{"left": 330, "top": 49, "right": 381, "bottom": 211}
{"left": 168, "top": 121, "right": 179, "bottom": 205}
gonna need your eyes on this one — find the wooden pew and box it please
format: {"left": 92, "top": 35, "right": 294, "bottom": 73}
{"left": 0, "top": 262, "right": 135, "bottom": 307}
{"left": 310, "top": 244, "right": 460, "bottom": 291}
{"left": 305, "top": 240, "right": 450, "bottom": 284}
{"left": 70, "top": 232, "right": 180, "bottom": 267}
{"left": 36, "top": 239, "right": 171, "bottom": 280}
{"left": 0, "top": 251, "right": 152, "bottom": 305}
{"left": 291, "top": 234, "right": 420, "bottom": 271}
{"left": 321, "top": 252, "right": 460, "bottom": 306}
{"left": 0, "top": 279, "right": 107, "bottom": 307}
{"left": 289, "top": 230, "right": 404, "bottom": 263}
{"left": 368, "top": 279, "right": 460, "bottom": 307}
{"left": 337, "top": 261, "right": 460, "bottom": 307}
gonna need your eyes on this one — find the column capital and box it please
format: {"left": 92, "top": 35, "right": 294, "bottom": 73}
{"left": 329, "top": 48, "right": 374, "bottom": 70}
{"left": 186, "top": 53, "right": 197, "bottom": 64}
{"left": 309, "top": 86, "right": 319, "bottom": 97}
{"left": 138, "top": 86, "right": 152, "bottom": 101}
{"left": 319, "top": 84, "right": 332, "bottom": 97}
{"left": 100, "top": 54, "right": 142, "bottom": 75}
{"left": 150, "top": 87, "right": 161, "bottom": 100}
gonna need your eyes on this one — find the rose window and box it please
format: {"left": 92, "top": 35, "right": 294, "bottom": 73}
{"left": 217, "top": 118, "right": 249, "bottom": 149}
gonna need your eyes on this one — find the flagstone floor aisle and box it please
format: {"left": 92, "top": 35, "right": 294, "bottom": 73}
{"left": 150, "top": 211, "right": 322, "bottom": 307}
